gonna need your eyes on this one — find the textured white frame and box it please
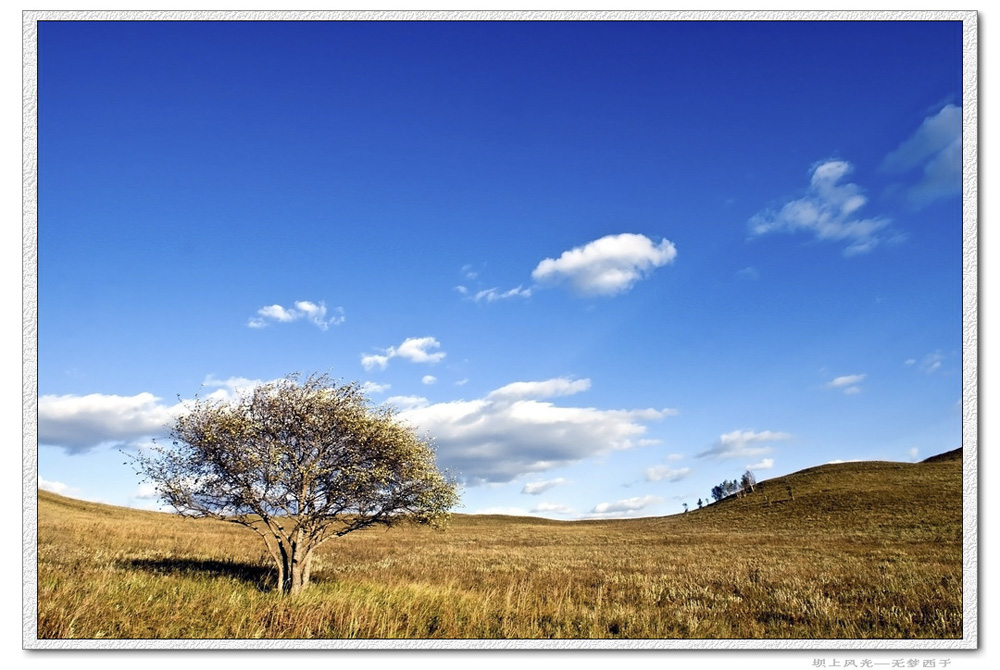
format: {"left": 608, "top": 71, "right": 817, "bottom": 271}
{"left": 22, "top": 9, "right": 978, "bottom": 652}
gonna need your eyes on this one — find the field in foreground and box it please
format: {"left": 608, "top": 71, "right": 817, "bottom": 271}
{"left": 36, "top": 450, "right": 963, "bottom": 640}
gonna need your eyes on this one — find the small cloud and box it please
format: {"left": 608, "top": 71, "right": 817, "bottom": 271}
{"left": 384, "top": 395, "right": 430, "bottom": 410}
{"left": 644, "top": 465, "right": 692, "bottom": 482}
{"left": 881, "top": 104, "right": 961, "bottom": 208}
{"left": 826, "top": 373, "right": 866, "bottom": 395}
{"left": 133, "top": 482, "right": 159, "bottom": 500}
{"left": 361, "top": 381, "right": 391, "bottom": 395}
{"left": 361, "top": 354, "right": 390, "bottom": 371}
{"left": 454, "top": 285, "right": 469, "bottom": 296}
{"left": 592, "top": 495, "right": 663, "bottom": 515}
{"left": 487, "top": 378, "right": 591, "bottom": 402}
{"left": 202, "top": 374, "right": 266, "bottom": 401}
{"left": 904, "top": 358, "right": 917, "bottom": 366}
{"left": 472, "top": 286, "right": 532, "bottom": 303}
{"left": 908, "top": 447, "right": 919, "bottom": 462}
{"left": 736, "top": 266, "right": 760, "bottom": 281}
{"left": 747, "top": 458, "right": 774, "bottom": 470}
{"left": 531, "top": 502, "right": 574, "bottom": 515}
{"left": 38, "top": 477, "right": 72, "bottom": 495}
{"left": 454, "top": 379, "right": 469, "bottom": 387}
{"left": 532, "top": 233, "right": 677, "bottom": 296}
{"left": 473, "top": 506, "right": 531, "bottom": 517}
{"left": 421, "top": 375, "right": 437, "bottom": 385}
{"left": 697, "top": 429, "right": 791, "bottom": 460}
{"left": 521, "top": 477, "right": 567, "bottom": 495}
{"left": 918, "top": 351, "right": 945, "bottom": 374}
{"left": 362, "top": 336, "right": 446, "bottom": 371}
{"left": 749, "top": 160, "right": 891, "bottom": 256}
{"left": 248, "top": 300, "right": 344, "bottom": 330}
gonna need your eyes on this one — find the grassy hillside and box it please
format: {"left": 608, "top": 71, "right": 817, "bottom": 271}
{"left": 35, "top": 450, "right": 964, "bottom": 640}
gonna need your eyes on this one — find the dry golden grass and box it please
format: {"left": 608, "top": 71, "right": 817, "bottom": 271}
{"left": 35, "top": 450, "right": 963, "bottom": 640}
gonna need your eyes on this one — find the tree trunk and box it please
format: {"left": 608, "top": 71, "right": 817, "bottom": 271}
{"left": 274, "top": 541, "right": 313, "bottom": 595}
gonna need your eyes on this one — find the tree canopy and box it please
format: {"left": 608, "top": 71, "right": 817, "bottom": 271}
{"left": 132, "top": 373, "right": 460, "bottom": 594}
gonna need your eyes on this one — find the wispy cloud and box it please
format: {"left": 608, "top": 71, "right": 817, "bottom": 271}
{"left": 906, "top": 351, "right": 945, "bottom": 374}
{"left": 361, "top": 381, "right": 391, "bottom": 395}
{"left": 644, "top": 465, "right": 692, "bottom": 482}
{"left": 881, "top": 104, "right": 962, "bottom": 208}
{"left": 384, "top": 395, "right": 430, "bottom": 411}
{"left": 696, "top": 429, "right": 791, "bottom": 460}
{"left": 749, "top": 160, "right": 891, "bottom": 256}
{"left": 531, "top": 501, "right": 575, "bottom": 515}
{"left": 247, "top": 300, "right": 345, "bottom": 330}
{"left": 747, "top": 457, "right": 774, "bottom": 470}
{"left": 521, "top": 477, "right": 567, "bottom": 495}
{"left": 826, "top": 373, "right": 866, "bottom": 395}
{"left": 471, "top": 286, "right": 532, "bottom": 303}
{"left": 361, "top": 336, "right": 446, "bottom": 371}
{"left": 591, "top": 495, "right": 663, "bottom": 515}
{"left": 532, "top": 233, "right": 677, "bottom": 296}
{"left": 487, "top": 378, "right": 591, "bottom": 402}
{"left": 421, "top": 375, "right": 437, "bottom": 385}
{"left": 398, "top": 378, "right": 675, "bottom": 484}
{"left": 39, "top": 477, "right": 73, "bottom": 495}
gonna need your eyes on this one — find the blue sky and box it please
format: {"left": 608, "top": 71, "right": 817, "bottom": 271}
{"left": 35, "top": 19, "right": 966, "bottom": 519}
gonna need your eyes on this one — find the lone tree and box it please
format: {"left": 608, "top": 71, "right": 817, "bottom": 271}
{"left": 132, "top": 373, "right": 460, "bottom": 595}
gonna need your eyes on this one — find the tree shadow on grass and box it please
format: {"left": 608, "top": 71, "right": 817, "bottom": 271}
{"left": 125, "top": 557, "right": 278, "bottom": 592}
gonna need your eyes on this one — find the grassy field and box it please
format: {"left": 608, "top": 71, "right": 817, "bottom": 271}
{"left": 35, "top": 449, "right": 964, "bottom": 640}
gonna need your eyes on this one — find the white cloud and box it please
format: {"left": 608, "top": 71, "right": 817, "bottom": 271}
{"left": 38, "top": 477, "right": 72, "bottom": 495}
{"left": 421, "top": 375, "right": 437, "bottom": 385}
{"left": 531, "top": 233, "right": 677, "bottom": 296}
{"left": 363, "top": 336, "right": 447, "bottom": 371}
{"left": 749, "top": 160, "right": 891, "bottom": 256}
{"left": 644, "top": 465, "right": 692, "bottom": 482}
{"left": 394, "top": 337, "right": 446, "bottom": 364}
{"left": 472, "top": 286, "right": 532, "bottom": 303}
{"left": 882, "top": 104, "right": 962, "bottom": 208}
{"left": 248, "top": 300, "right": 344, "bottom": 330}
{"left": 521, "top": 477, "right": 567, "bottom": 495}
{"left": 361, "top": 381, "right": 391, "bottom": 395}
{"left": 696, "top": 429, "right": 791, "bottom": 460}
{"left": 908, "top": 447, "right": 920, "bottom": 462}
{"left": 487, "top": 377, "right": 591, "bottom": 402}
{"left": 747, "top": 458, "right": 774, "bottom": 470}
{"left": 592, "top": 495, "right": 663, "bottom": 515}
{"left": 398, "top": 379, "right": 675, "bottom": 484}
{"left": 384, "top": 395, "right": 430, "bottom": 411}
{"left": 361, "top": 354, "right": 390, "bottom": 371}
{"left": 201, "top": 374, "right": 267, "bottom": 402}
{"left": 736, "top": 266, "right": 760, "bottom": 281}
{"left": 472, "top": 506, "right": 531, "bottom": 517}
{"left": 531, "top": 502, "right": 574, "bottom": 515}
{"left": 826, "top": 373, "right": 866, "bottom": 395}
{"left": 38, "top": 392, "right": 180, "bottom": 453}
{"left": 134, "top": 482, "right": 159, "bottom": 500}
{"left": 915, "top": 351, "right": 945, "bottom": 374}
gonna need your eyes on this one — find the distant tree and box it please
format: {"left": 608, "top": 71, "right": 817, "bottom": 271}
{"left": 740, "top": 470, "right": 757, "bottom": 495}
{"left": 683, "top": 502, "right": 689, "bottom": 513}
{"left": 697, "top": 498, "right": 703, "bottom": 509}
{"left": 131, "top": 373, "right": 460, "bottom": 596}
{"left": 711, "top": 485, "right": 724, "bottom": 502}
